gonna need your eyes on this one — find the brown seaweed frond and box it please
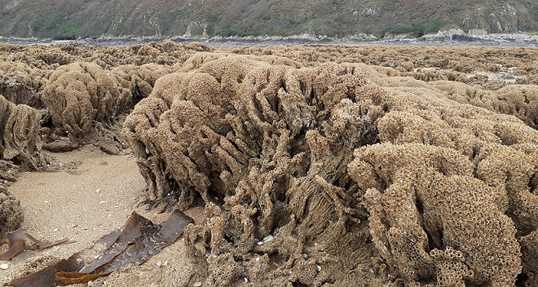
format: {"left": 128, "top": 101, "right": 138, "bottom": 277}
{"left": 0, "top": 229, "right": 68, "bottom": 260}
{"left": 4, "top": 210, "right": 193, "bottom": 287}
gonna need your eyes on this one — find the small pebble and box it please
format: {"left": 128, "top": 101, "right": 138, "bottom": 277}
{"left": 244, "top": 277, "right": 248, "bottom": 283}
{"left": 95, "top": 189, "right": 101, "bottom": 193}
{"left": 193, "top": 282, "right": 202, "bottom": 287}
{"left": 100, "top": 200, "right": 107, "bottom": 204}
{"left": 0, "top": 263, "right": 9, "bottom": 270}
{"left": 255, "top": 257, "right": 260, "bottom": 262}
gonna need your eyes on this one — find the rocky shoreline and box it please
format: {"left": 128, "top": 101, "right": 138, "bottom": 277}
{"left": 1, "top": 30, "right": 537, "bottom": 47}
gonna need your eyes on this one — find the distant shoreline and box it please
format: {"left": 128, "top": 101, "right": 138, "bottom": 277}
{"left": 1, "top": 32, "right": 537, "bottom": 47}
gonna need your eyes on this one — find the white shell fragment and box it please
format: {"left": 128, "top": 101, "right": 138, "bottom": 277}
{"left": 193, "top": 282, "right": 202, "bottom": 287}
{"left": 257, "top": 235, "right": 274, "bottom": 245}
{"left": 0, "top": 263, "right": 8, "bottom": 270}
{"left": 316, "top": 265, "right": 322, "bottom": 272}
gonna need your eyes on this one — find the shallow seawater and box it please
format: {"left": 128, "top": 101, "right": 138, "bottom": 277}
{"left": 1, "top": 36, "right": 537, "bottom": 48}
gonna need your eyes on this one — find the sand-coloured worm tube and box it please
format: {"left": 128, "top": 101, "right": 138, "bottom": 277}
{"left": 227, "top": 45, "right": 538, "bottom": 131}
{"left": 124, "top": 56, "right": 387, "bottom": 285}
{"left": 0, "top": 184, "right": 23, "bottom": 236}
{"left": 349, "top": 144, "right": 521, "bottom": 286}
{"left": 41, "top": 62, "right": 132, "bottom": 142}
{"left": 0, "top": 95, "right": 41, "bottom": 234}
{"left": 0, "top": 61, "right": 45, "bottom": 108}
{"left": 112, "top": 63, "right": 172, "bottom": 103}
{"left": 349, "top": 84, "right": 537, "bottom": 286}
{"left": 0, "top": 95, "right": 43, "bottom": 171}
{"left": 429, "top": 82, "right": 538, "bottom": 129}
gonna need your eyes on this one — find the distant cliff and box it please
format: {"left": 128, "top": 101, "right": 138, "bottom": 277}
{"left": 0, "top": 0, "right": 537, "bottom": 39}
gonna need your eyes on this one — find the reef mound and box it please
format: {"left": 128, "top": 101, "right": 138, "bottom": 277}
{"left": 123, "top": 54, "right": 537, "bottom": 286}
{"left": 0, "top": 95, "right": 43, "bottom": 174}
{"left": 0, "top": 184, "right": 23, "bottom": 236}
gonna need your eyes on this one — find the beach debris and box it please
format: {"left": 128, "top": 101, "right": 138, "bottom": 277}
{"left": 42, "top": 140, "right": 79, "bottom": 153}
{"left": 257, "top": 235, "right": 274, "bottom": 245}
{"left": 4, "top": 209, "right": 193, "bottom": 287}
{"left": 0, "top": 263, "right": 8, "bottom": 270}
{"left": 262, "top": 235, "right": 273, "bottom": 243}
{"left": 0, "top": 229, "right": 68, "bottom": 260}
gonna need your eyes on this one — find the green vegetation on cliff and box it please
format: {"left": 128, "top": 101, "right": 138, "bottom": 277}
{"left": 1, "top": 0, "right": 537, "bottom": 39}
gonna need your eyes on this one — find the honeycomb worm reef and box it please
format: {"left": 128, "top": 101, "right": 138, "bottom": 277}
{"left": 0, "top": 41, "right": 536, "bottom": 286}
{"left": 124, "top": 55, "right": 537, "bottom": 286}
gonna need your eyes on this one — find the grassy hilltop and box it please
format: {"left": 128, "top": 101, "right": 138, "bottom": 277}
{"left": 1, "top": 0, "right": 537, "bottom": 39}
